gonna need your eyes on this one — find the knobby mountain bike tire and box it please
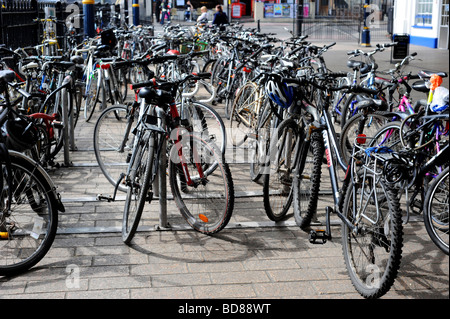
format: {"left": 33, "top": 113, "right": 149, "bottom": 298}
{"left": 341, "top": 170, "right": 403, "bottom": 299}
{"left": 0, "top": 151, "right": 60, "bottom": 277}
{"left": 292, "top": 130, "right": 324, "bottom": 229}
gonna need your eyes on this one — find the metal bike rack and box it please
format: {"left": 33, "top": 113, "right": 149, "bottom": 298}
{"left": 61, "top": 87, "right": 77, "bottom": 167}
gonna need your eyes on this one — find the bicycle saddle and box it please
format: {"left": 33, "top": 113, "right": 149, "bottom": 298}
{"left": 50, "top": 61, "right": 75, "bottom": 71}
{"left": 347, "top": 60, "right": 365, "bottom": 70}
{"left": 355, "top": 98, "right": 388, "bottom": 111}
{"left": 70, "top": 55, "right": 84, "bottom": 65}
{"left": 412, "top": 80, "right": 429, "bottom": 93}
{"left": 418, "top": 70, "right": 448, "bottom": 79}
{"left": 0, "top": 70, "right": 16, "bottom": 83}
{"left": 138, "top": 87, "right": 172, "bottom": 106}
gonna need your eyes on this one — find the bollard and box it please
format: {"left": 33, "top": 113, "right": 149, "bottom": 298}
{"left": 361, "top": 0, "right": 371, "bottom": 47}
{"left": 62, "top": 87, "right": 71, "bottom": 166}
{"left": 132, "top": 0, "right": 140, "bottom": 26}
{"left": 83, "top": 0, "right": 96, "bottom": 38}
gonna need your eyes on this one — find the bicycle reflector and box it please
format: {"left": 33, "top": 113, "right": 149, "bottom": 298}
{"left": 198, "top": 214, "right": 209, "bottom": 223}
{"left": 356, "top": 134, "right": 366, "bottom": 145}
{"left": 0, "top": 232, "right": 8, "bottom": 239}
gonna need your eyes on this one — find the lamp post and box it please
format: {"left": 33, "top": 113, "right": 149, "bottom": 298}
{"left": 295, "top": 0, "right": 304, "bottom": 36}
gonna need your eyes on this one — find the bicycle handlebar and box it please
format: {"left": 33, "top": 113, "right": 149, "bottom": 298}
{"left": 130, "top": 73, "right": 211, "bottom": 91}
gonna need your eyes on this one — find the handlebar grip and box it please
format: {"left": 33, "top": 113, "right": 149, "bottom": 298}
{"left": 131, "top": 80, "right": 154, "bottom": 90}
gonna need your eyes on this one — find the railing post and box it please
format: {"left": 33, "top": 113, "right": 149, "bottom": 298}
{"left": 82, "top": 0, "right": 95, "bottom": 38}
{"left": 132, "top": 0, "right": 139, "bottom": 26}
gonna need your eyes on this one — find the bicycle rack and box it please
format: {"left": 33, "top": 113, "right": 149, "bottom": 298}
{"left": 155, "top": 137, "right": 169, "bottom": 229}
{"left": 62, "top": 87, "right": 77, "bottom": 167}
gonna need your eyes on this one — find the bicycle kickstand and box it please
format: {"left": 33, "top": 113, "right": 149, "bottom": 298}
{"left": 308, "top": 206, "right": 333, "bottom": 244}
{"left": 97, "top": 173, "right": 125, "bottom": 202}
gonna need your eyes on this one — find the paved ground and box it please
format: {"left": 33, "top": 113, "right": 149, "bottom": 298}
{"left": 0, "top": 22, "right": 448, "bottom": 302}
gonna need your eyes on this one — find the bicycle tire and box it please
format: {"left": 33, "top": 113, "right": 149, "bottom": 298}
{"left": 84, "top": 69, "right": 101, "bottom": 122}
{"left": 122, "top": 132, "right": 155, "bottom": 244}
{"left": 229, "top": 82, "right": 260, "bottom": 147}
{"left": 423, "top": 166, "right": 449, "bottom": 255}
{"left": 262, "top": 119, "right": 300, "bottom": 221}
{"left": 201, "top": 58, "right": 216, "bottom": 95}
{"left": 94, "top": 104, "right": 135, "bottom": 193}
{"left": 249, "top": 98, "right": 273, "bottom": 182}
{"left": 339, "top": 111, "right": 392, "bottom": 166}
{"left": 183, "top": 101, "right": 226, "bottom": 156}
{"left": 341, "top": 170, "right": 403, "bottom": 299}
{"left": 0, "top": 151, "right": 60, "bottom": 276}
{"left": 292, "top": 130, "right": 324, "bottom": 229}
{"left": 168, "top": 133, "right": 234, "bottom": 234}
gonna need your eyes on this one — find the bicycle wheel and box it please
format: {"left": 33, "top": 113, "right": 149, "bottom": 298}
{"left": 0, "top": 151, "right": 60, "bottom": 276}
{"left": 229, "top": 82, "right": 260, "bottom": 147}
{"left": 262, "top": 119, "right": 300, "bottom": 221}
{"left": 183, "top": 101, "right": 226, "bottom": 155}
{"left": 249, "top": 98, "right": 273, "bottom": 182}
{"left": 122, "top": 132, "right": 155, "bottom": 244}
{"left": 94, "top": 104, "right": 136, "bottom": 193}
{"left": 339, "top": 112, "right": 391, "bottom": 166}
{"left": 341, "top": 170, "right": 403, "bottom": 299}
{"left": 369, "top": 121, "right": 409, "bottom": 152}
{"left": 84, "top": 69, "right": 101, "bottom": 122}
{"left": 423, "top": 167, "right": 449, "bottom": 255}
{"left": 292, "top": 131, "right": 324, "bottom": 229}
{"left": 168, "top": 133, "right": 234, "bottom": 234}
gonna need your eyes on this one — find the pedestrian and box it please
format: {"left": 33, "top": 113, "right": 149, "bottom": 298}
{"left": 212, "top": 4, "right": 229, "bottom": 30}
{"left": 160, "top": 0, "right": 171, "bottom": 25}
{"left": 196, "top": 6, "right": 208, "bottom": 24}
{"left": 185, "top": 1, "right": 194, "bottom": 22}
{"left": 155, "top": 0, "right": 161, "bottom": 23}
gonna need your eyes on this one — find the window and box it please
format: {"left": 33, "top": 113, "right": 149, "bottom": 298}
{"left": 415, "top": 0, "right": 433, "bottom": 26}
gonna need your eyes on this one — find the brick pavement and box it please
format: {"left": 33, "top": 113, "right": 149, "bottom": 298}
{"left": 0, "top": 22, "right": 448, "bottom": 301}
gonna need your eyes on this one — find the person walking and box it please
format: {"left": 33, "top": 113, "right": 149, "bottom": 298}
{"left": 160, "top": 0, "right": 171, "bottom": 25}
{"left": 185, "top": 1, "right": 194, "bottom": 22}
{"left": 155, "top": 0, "right": 161, "bottom": 23}
{"left": 196, "top": 6, "right": 208, "bottom": 24}
{"left": 212, "top": 4, "right": 229, "bottom": 30}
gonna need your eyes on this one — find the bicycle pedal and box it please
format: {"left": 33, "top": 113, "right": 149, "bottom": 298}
{"left": 97, "top": 194, "right": 114, "bottom": 202}
{"left": 146, "top": 191, "right": 153, "bottom": 202}
{"left": 308, "top": 229, "right": 330, "bottom": 244}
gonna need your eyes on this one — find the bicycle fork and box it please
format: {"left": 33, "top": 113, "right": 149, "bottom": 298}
{"left": 308, "top": 125, "right": 357, "bottom": 244}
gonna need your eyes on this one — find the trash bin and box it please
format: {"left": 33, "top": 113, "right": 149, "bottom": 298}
{"left": 391, "top": 34, "right": 410, "bottom": 62}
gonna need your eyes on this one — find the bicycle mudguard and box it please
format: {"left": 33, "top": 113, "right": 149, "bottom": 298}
{"left": 0, "top": 143, "right": 13, "bottom": 212}
{"left": 7, "top": 151, "right": 65, "bottom": 213}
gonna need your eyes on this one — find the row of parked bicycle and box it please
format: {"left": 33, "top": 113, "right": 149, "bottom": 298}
{"left": 1, "top": 22, "right": 448, "bottom": 299}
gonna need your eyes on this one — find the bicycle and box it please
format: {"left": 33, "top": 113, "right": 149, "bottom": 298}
{"left": 280, "top": 73, "right": 403, "bottom": 298}
{"left": 119, "top": 73, "right": 234, "bottom": 243}
{"left": 93, "top": 56, "right": 225, "bottom": 193}
{"left": 0, "top": 70, "right": 65, "bottom": 277}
